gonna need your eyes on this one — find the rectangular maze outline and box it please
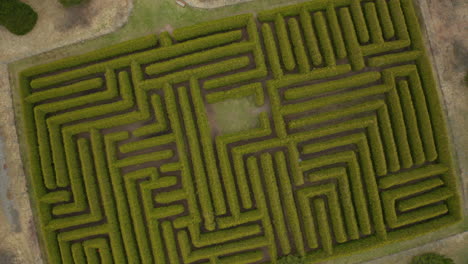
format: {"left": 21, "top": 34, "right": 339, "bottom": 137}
{"left": 16, "top": 0, "right": 462, "bottom": 263}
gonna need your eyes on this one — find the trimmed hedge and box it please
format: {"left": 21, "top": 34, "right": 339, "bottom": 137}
{"left": 261, "top": 23, "right": 283, "bottom": 78}
{"left": 313, "top": 12, "right": 335, "bottom": 66}
{"left": 25, "top": 34, "right": 158, "bottom": 78}
{"left": 206, "top": 82, "right": 263, "bottom": 105}
{"left": 288, "top": 18, "right": 310, "bottom": 73}
{"left": 284, "top": 71, "right": 381, "bottom": 100}
{"left": 339, "top": 7, "right": 365, "bottom": 70}
{"left": 376, "top": 0, "right": 395, "bottom": 39}
{"left": 275, "top": 13, "right": 296, "bottom": 71}
{"left": 0, "top": 0, "right": 37, "bottom": 35}
{"left": 277, "top": 255, "right": 306, "bottom": 264}
{"left": 299, "top": 9, "right": 322, "bottom": 66}
{"left": 364, "top": 2, "right": 384, "bottom": 44}
{"left": 16, "top": 0, "right": 462, "bottom": 263}
{"left": 146, "top": 41, "right": 251, "bottom": 76}
{"left": 326, "top": 4, "right": 347, "bottom": 60}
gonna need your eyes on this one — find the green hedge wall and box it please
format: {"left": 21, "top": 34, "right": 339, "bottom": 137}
{"left": 16, "top": 0, "right": 462, "bottom": 263}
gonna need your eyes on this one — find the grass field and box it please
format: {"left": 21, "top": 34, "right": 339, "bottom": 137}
{"left": 13, "top": 0, "right": 463, "bottom": 263}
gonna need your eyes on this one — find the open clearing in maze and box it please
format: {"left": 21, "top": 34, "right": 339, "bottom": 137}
{"left": 17, "top": 0, "right": 462, "bottom": 263}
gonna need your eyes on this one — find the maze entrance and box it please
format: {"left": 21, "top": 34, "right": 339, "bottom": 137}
{"left": 18, "top": 0, "right": 461, "bottom": 263}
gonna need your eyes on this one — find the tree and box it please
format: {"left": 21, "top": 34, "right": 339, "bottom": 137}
{"left": 0, "top": 0, "right": 37, "bottom": 35}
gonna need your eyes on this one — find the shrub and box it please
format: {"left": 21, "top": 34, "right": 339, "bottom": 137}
{"left": 0, "top": 0, "right": 37, "bottom": 35}
{"left": 411, "top": 253, "right": 454, "bottom": 264}
{"left": 59, "top": 0, "right": 87, "bottom": 7}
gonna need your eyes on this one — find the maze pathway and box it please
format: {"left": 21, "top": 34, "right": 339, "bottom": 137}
{"left": 17, "top": 0, "right": 461, "bottom": 263}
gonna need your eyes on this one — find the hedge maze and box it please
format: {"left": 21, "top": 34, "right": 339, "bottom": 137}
{"left": 18, "top": 0, "right": 461, "bottom": 263}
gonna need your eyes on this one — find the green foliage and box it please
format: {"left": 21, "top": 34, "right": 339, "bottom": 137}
{"left": 0, "top": 0, "right": 37, "bottom": 35}
{"left": 411, "top": 253, "right": 454, "bottom": 264}
{"left": 146, "top": 41, "right": 250, "bottom": 76}
{"left": 299, "top": 9, "right": 322, "bottom": 66}
{"left": 275, "top": 13, "right": 295, "bottom": 71}
{"left": 59, "top": 0, "right": 87, "bottom": 7}
{"left": 16, "top": 0, "right": 462, "bottom": 264}
{"left": 261, "top": 23, "right": 282, "bottom": 78}
{"left": 26, "top": 34, "right": 158, "bottom": 79}
{"left": 288, "top": 18, "right": 310, "bottom": 73}
{"left": 277, "top": 255, "right": 306, "bottom": 264}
